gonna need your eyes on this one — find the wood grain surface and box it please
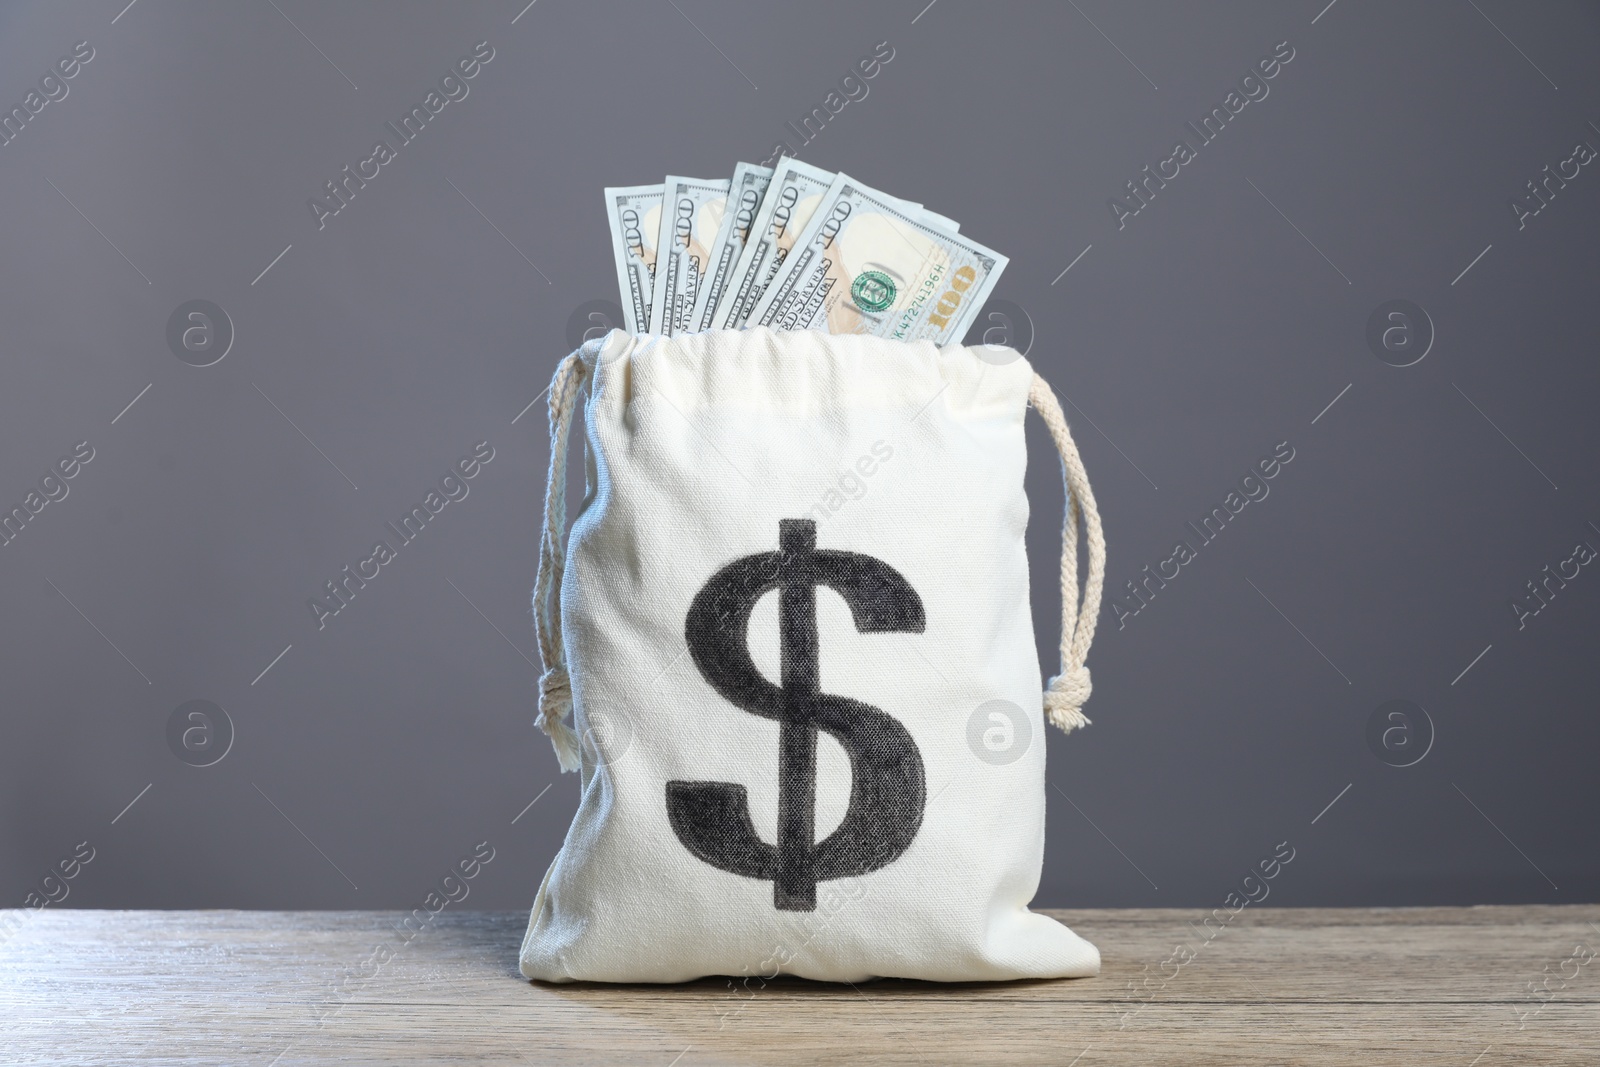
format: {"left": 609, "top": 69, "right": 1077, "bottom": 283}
{"left": 2, "top": 907, "right": 1597, "bottom": 1065}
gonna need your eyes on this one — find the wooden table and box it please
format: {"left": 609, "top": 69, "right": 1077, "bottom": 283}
{"left": 2, "top": 907, "right": 1596, "bottom": 1065}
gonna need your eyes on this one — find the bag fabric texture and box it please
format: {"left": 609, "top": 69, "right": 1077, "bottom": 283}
{"left": 519, "top": 326, "right": 1106, "bottom": 984}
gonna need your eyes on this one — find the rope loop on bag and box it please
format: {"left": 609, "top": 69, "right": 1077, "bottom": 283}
{"left": 531, "top": 349, "right": 592, "bottom": 772}
{"left": 1027, "top": 373, "right": 1106, "bottom": 734}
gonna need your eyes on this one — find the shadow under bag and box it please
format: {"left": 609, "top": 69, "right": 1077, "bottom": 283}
{"left": 519, "top": 326, "right": 1106, "bottom": 984}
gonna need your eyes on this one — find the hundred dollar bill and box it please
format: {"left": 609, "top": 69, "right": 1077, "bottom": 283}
{"left": 710, "top": 158, "right": 952, "bottom": 331}
{"left": 604, "top": 184, "right": 664, "bottom": 333}
{"left": 685, "top": 162, "right": 773, "bottom": 333}
{"left": 747, "top": 174, "right": 1007, "bottom": 344}
{"left": 650, "top": 176, "right": 730, "bottom": 336}
{"left": 711, "top": 157, "right": 837, "bottom": 331}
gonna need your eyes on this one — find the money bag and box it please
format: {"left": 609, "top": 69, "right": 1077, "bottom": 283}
{"left": 519, "top": 327, "right": 1106, "bottom": 983}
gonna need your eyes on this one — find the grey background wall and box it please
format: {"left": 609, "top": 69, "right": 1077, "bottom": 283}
{"left": 2, "top": 0, "right": 1597, "bottom": 914}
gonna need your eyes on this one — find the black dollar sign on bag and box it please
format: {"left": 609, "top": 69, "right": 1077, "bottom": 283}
{"left": 669, "top": 519, "right": 927, "bottom": 911}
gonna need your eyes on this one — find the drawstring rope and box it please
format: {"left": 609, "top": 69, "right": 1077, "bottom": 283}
{"left": 530, "top": 352, "right": 1106, "bottom": 771}
{"left": 1028, "top": 372, "right": 1106, "bottom": 734}
{"left": 531, "top": 349, "right": 591, "bottom": 772}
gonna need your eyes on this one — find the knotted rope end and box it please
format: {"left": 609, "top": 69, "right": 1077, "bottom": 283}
{"left": 537, "top": 668, "right": 582, "bottom": 773}
{"left": 1043, "top": 667, "right": 1093, "bottom": 734}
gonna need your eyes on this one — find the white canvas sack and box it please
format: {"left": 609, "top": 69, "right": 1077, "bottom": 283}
{"left": 519, "top": 326, "right": 1106, "bottom": 984}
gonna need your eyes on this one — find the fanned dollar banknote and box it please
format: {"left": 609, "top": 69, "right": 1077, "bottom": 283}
{"left": 684, "top": 162, "right": 772, "bottom": 334}
{"left": 605, "top": 162, "right": 1004, "bottom": 343}
{"left": 604, "top": 184, "right": 664, "bottom": 333}
{"left": 711, "top": 158, "right": 837, "bottom": 331}
{"left": 651, "top": 176, "right": 730, "bottom": 337}
{"left": 747, "top": 174, "right": 1006, "bottom": 344}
